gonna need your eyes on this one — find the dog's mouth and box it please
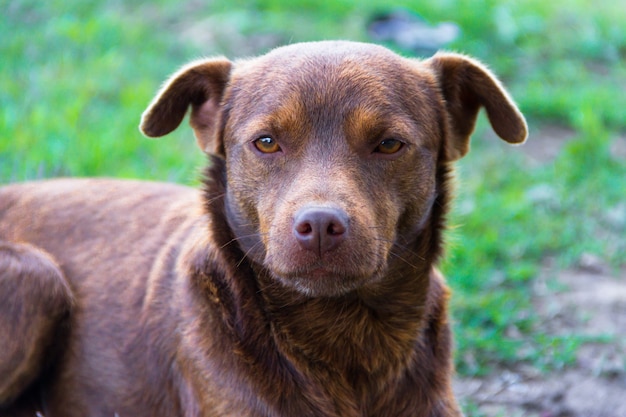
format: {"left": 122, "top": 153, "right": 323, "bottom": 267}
{"left": 265, "top": 249, "right": 388, "bottom": 297}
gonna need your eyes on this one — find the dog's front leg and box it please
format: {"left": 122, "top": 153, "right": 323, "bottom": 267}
{"left": 0, "top": 242, "right": 74, "bottom": 407}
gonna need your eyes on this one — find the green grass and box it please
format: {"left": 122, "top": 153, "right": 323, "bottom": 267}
{"left": 2, "top": 0, "right": 625, "bottom": 384}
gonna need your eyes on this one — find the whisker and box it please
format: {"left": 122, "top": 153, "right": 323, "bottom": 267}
{"left": 203, "top": 192, "right": 226, "bottom": 207}
{"left": 236, "top": 240, "right": 265, "bottom": 268}
{"left": 370, "top": 237, "right": 411, "bottom": 253}
{"left": 371, "top": 237, "right": 426, "bottom": 264}
{"left": 220, "top": 231, "right": 269, "bottom": 249}
{"left": 387, "top": 250, "right": 421, "bottom": 269}
{"left": 366, "top": 225, "right": 388, "bottom": 230}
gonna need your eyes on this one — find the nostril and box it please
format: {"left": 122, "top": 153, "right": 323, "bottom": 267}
{"left": 327, "top": 221, "right": 346, "bottom": 236}
{"left": 295, "top": 221, "right": 313, "bottom": 235}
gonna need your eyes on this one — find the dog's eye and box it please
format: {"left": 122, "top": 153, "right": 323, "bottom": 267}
{"left": 375, "top": 139, "right": 403, "bottom": 154}
{"left": 253, "top": 136, "right": 281, "bottom": 154}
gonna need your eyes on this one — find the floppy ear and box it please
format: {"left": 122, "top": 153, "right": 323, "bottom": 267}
{"left": 140, "top": 58, "right": 232, "bottom": 156}
{"left": 426, "top": 52, "right": 527, "bottom": 161}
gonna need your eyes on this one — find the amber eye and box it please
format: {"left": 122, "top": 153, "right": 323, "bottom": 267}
{"left": 375, "top": 139, "right": 403, "bottom": 154}
{"left": 253, "top": 136, "right": 281, "bottom": 154}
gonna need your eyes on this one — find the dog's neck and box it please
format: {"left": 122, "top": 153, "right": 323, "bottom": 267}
{"left": 200, "top": 156, "right": 452, "bottom": 413}
{"left": 254, "top": 254, "right": 432, "bottom": 380}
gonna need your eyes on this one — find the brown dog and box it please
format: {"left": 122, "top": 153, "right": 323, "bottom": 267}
{"left": 0, "top": 41, "right": 527, "bottom": 417}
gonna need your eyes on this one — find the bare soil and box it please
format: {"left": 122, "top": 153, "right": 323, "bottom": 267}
{"left": 454, "top": 262, "right": 626, "bottom": 417}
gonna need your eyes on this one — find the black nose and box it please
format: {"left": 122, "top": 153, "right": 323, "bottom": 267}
{"left": 293, "top": 206, "right": 349, "bottom": 256}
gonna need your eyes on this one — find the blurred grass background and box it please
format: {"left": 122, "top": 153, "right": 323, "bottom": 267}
{"left": 2, "top": 0, "right": 625, "bottom": 395}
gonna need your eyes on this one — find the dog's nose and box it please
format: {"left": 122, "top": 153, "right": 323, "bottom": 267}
{"left": 293, "top": 207, "right": 349, "bottom": 256}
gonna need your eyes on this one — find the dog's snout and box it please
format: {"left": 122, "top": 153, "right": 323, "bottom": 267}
{"left": 293, "top": 207, "right": 348, "bottom": 256}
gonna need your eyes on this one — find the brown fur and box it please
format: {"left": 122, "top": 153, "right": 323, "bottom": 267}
{"left": 0, "top": 41, "right": 526, "bottom": 417}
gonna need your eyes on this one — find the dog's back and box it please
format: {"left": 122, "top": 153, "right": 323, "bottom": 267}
{"left": 0, "top": 179, "right": 204, "bottom": 416}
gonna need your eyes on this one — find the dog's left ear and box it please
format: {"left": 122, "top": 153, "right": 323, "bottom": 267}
{"left": 140, "top": 58, "right": 232, "bottom": 156}
{"left": 426, "top": 53, "right": 528, "bottom": 161}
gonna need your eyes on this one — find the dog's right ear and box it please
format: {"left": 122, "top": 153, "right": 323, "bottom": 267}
{"left": 140, "top": 58, "right": 232, "bottom": 156}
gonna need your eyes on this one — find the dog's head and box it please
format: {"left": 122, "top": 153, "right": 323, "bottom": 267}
{"left": 141, "top": 41, "right": 526, "bottom": 297}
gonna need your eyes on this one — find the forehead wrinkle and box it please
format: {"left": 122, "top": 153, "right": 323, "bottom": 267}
{"left": 345, "top": 106, "right": 392, "bottom": 137}
{"left": 270, "top": 92, "right": 311, "bottom": 140}
{"left": 296, "top": 64, "right": 396, "bottom": 143}
{"left": 230, "top": 86, "right": 312, "bottom": 144}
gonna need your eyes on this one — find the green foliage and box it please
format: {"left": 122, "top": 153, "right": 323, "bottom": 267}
{"left": 2, "top": 0, "right": 625, "bottom": 385}
{"left": 1, "top": 0, "right": 204, "bottom": 182}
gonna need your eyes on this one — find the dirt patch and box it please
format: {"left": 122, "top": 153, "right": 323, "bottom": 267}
{"left": 520, "top": 124, "right": 577, "bottom": 164}
{"left": 177, "top": 13, "right": 285, "bottom": 56}
{"left": 454, "top": 263, "right": 626, "bottom": 417}
{"left": 610, "top": 133, "right": 626, "bottom": 161}
{"left": 517, "top": 124, "right": 626, "bottom": 165}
